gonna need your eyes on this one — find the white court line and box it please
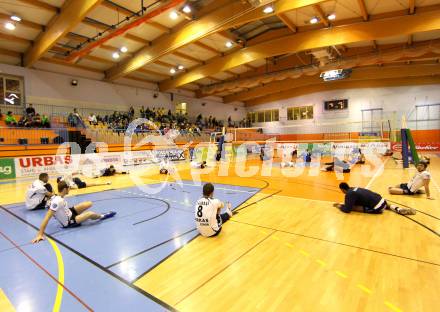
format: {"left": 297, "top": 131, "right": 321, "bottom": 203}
{"left": 366, "top": 158, "right": 390, "bottom": 190}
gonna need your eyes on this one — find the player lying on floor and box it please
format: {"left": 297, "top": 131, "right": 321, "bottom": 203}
{"left": 334, "top": 182, "right": 415, "bottom": 215}
{"left": 320, "top": 157, "right": 351, "bottom": 173}
{"left": 388, "top": 161, "right": 434, "bottom": 199}
{"left": 32, "top": 181, "right": 116, "bottom": 243}
{"left": 92, "top": 165, "right": 129, "bottom": 178}
{"left": 57, "top": 172, "right": 111, "bottom": 189}
{"left": 195, "top": 183, "right": 233, "bottom": 237}
{"left": 25, "top": 173, "right": 54, "bottom": 210}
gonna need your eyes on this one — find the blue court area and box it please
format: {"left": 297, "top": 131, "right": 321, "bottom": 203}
{"left": 0, "top": 181, "right": 259, "bottom": 311}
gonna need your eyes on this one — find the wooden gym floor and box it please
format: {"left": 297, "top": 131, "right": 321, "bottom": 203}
{"left": 0, "top": 155, "right": 439, "bottom": 311}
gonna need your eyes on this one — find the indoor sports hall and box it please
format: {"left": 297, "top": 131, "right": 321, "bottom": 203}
{"left": 0, "top": 1, "right": 439, "bottom": 312}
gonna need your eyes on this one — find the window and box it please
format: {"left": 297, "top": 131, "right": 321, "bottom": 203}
{"left": 249, "top": 109, "right": 279, "bottom": 123}
{"left": 175, "top": 102, "right": 187, "bottom": 114}
{"left": 0, "top": 74, "right": 24, "bottom": 106}
{"left": 287, "top": 105, "right": 313, "bottom": 121}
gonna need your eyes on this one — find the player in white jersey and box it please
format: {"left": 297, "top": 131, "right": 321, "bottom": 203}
{"left": 194, "top": 183, "right": 233, "bottom": 237}
{"left": 31, "top": 181, "right": 116, "bottom": 243}
{"left": 388, "top": 161, "right": 434, "bottom": 199}
{"left": 25, "top": 173, "right": 54, "bottom": 210}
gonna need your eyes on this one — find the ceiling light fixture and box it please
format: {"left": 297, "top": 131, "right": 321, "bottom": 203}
{"left": 170, "top": 68, "right": 176, "bottom": 74}
{"left": 4, "top": 22, "right": 15, "bottom": 30}
{"left": 169, "top": 11, "right": 179, "bottom": 20}
{"left": 112, "top": 52, "right": 120, "bottom": 59}
{"left": 120, "top": 46, "right": 128, "bottom": 53}
{"left": 10, "top": 15, "right": 21, "bottom": 22}
{"left": 263, "top": 5, "right": 274, "bottom": 14}
{"left": 177, "top": 64, "right": 184, "bottom": 70}
{"left": 182, "top": 5, "right": 191, "bottom": 14}
{"left": 310, "top": 16, "right": 319, "bottom": 24}
{"left": 225, "top": 41, "right": 233, "bottom": 48}
{"left": 327, "top": 13, "right": 336, "bottom": 21}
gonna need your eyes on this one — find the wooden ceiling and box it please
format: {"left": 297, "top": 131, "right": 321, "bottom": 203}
{"left": 0, "top": 0, "right": 439, "bottom": 105}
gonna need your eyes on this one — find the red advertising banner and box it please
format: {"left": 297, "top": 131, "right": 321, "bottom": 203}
{"left": 391, "top": 142, "right": 440, "bottom": 152}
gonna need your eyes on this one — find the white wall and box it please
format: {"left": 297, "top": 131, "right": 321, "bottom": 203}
{"left": 0, "top": 63, "right": 246, "bottom": 121}
{"left": 248, "top": 85, "right": 440, "bottom": 133}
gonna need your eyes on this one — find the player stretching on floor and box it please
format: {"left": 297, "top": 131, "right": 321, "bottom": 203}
{"left": 25, "top": 173, "right": 54, "bottom": 210}
{"left": 334, "top": 182, "right": 415, "bottom": 215}
{"left": 195, "top": 183, "right": 233, "bottom": 237}
{"left": 57, "top": 172, "right": 111, "bottom": 189}
{"left": 32, "top": 181, "right": 116, "bottom": 243}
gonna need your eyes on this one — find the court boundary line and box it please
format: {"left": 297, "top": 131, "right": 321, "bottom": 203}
{"left": 0, "top": 229, "right": 93, "bottom": 311}
{"left": 0, "top": 205, "right": 177, "bottom": 312}
{"left": 173, "top": 230, "right": 276, "bottom": 306}
{"left": 106, "top": 227, "right": 198, "bottom": 270}
{"left": 229, "top": 219, "right": 440, "bottom": 267}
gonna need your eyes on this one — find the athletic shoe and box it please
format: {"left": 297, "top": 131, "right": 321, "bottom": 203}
{"left": 101, "top": 211, "right": 117, "bottom": 220}
{"left": 106, "top": 181, "right": 112, "bottom": 185}
{"left": 390, "top": 205, "right": 416, "bottom": 215}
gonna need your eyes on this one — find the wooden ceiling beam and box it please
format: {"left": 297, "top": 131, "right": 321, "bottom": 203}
{"left": 192, "top": 41, "right": 221, "bottom": 55}
{"left": 105, "top": 0, "right": 328, "bottom": 80}
{"left": 17, "top": 0, "right": 59, "bottom": 13}
{"left": 124, "top": 33, "right": 151, "bottom": 45}
{"left": 172, "top": 51, "right": 203, "bottom": 64}
{"left": 277, "top": 13, "right": 297, "bottom": 33}
{"left": 0, "top": 47, "right": 22, "bottom": 58}
{"left": 137, "top": 68, "right": 170, "bottom": 78}
{"left": 0, "top": 13, "right": 43, "bottom": 31}
{"left": 409, "top": 0, "right": 416, "bottom": 14}
{"left": 159, "top": 10, "right": 440, "bottom": 91}
{"left": 357, "top": 0, "right": 369, "bottom": 21}
{"left": 0, "top": 32, "right": 30, "bottom": 45}
{"left": 24, "top": 0, "right": 103, "bottom": 67}
{"left": 101, "top": 0, "right": 134, "bottom": 16}
{"left": 313, "top": 4, "right": 329, "bottom": 27}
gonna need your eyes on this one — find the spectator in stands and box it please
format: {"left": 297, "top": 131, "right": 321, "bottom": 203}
{"left": 5, "top": 111, "right": 18, "bottom": 126}
{"left": 88, "top": 113, "right": 98, "bottom": 125}
{"left": 0, "top": 108, "right": 3, "bottom": 120}
{"left": 32, "top": 113, "right": 42, "bottom": 127}
{"left": 41, "top": 114, "right": 50, "bottom": 128}
{"left": 129, "top": 106, "right": 134, "bottom": 119}
{"left": 140, "top": 106, "right": 145, "bottom": 118}
{"left": 25, "top": 104, "right": 36, "bottom": 117}
{"left": 68, "top": 108, "right": 84, "bottom": 127}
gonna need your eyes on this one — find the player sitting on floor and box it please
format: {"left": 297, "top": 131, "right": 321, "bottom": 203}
{"left": 25, "top": 173, "right": 54, "bottom": 210}
{"left": 355, "top": 149, "right": 366, "bottom": 164}
{"left": 191, "top": 160, "right": 207, "bottom": 169}
{"left": 388, "top": 161, "right": 434, "bottom": 199}
{"left": 159, "top": 157, "right": 174, "bottom": 174}
{"left": 334, "top": 182, "right": 415, "bottom": 215}
{"left": 195, "top": 183, "right": 233, "bottom": 237}
{"left": 280, "top": 149, "right": 297, "bottom": 168}
{"left": 57, "top": 172, "right": 111, "bottom": 189}
{"left": 31, "top": 181, "right": 116, "bottom": 243}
